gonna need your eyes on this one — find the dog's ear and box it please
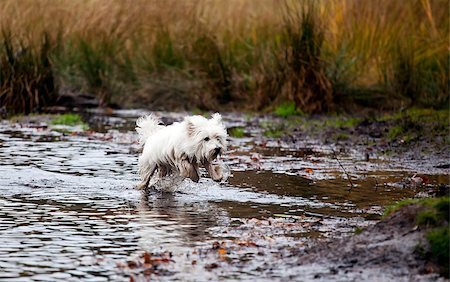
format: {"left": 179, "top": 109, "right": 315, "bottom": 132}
{"left": 211, "top": 113, "right": 222, "bottom": 123}
{"left": 185, "top": 117, "right": 196, "bottom": 136}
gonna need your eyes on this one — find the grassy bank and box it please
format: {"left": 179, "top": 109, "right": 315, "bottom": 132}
{"left": 385, "top": 196, "right": 449, "bottom": 277}
{"left": 0, "top": 0, "right": 448, "bottom": 115}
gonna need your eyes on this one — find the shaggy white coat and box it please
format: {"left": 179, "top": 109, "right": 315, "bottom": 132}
{"left": 136, "top": 113, "right": 228, "bottom": 189}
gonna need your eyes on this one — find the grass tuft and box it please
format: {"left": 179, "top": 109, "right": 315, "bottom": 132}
{"left": 385, "top": 196, "right": 449, "bottom": 277}
{"left": 426, "top": 227, "right": 449, "bottom": 276}
{"left": 0, "top": 30, "right": 57, "bottom": 115}
{"left": 275, "top": 101, "right": 301, "bottom": 118}
{"left": 51, "top": 113, "right": 84, "bottom": 126}
{"left": 228, "top": 127, "right": 245, "bottom": 138}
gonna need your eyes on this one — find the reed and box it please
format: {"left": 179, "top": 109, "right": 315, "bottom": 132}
{"left": 0, "top": 0, "right": 447, "bottom": 114}
{"left": 0, "top": 30, "right": 57, "bottom": 114}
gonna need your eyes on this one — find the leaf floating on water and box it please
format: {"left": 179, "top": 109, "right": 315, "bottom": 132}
{"left": 127, "top": 260, "right": 138, "bottom": 269}
{"left": 236, "top": 240, "right": 258, "bottom": 247}
{"left": 143, "top": 252, "right": 152, "bottom": 264}
{"left": 250, "top": 153, "right": 261, "bottom": 161}
{"left": 305, "top": 168, "right": 314, "bottom": 173}
{"left": 212, "top": 241, "right": 221, "bottom": 250}
{"left": 205, "top": 263, "right": 219, "bottom": 270}
{"left": 218, "top": 248, "right": 227, "bottom": 255}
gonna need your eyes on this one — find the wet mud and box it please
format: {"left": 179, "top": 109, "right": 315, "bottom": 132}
{"left": 0, "top": 110, "right": 448, "bottom": 281}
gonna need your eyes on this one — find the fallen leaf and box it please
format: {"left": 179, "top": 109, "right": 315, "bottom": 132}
{"left": 143, "top": 268, "right": 152, "bottom": 276}
{"left": 305, "top": 168, "right": 314, "bottom": 173}
{"left": 212, "top": 241, "right": 220, "bottom": 250}
{"left": 127, "top": 260, "right": 138, "bottom": 269}
{"left": 205, "top": 263, "right": 219, "bottom": 270}
{"left": 236, "top": 240, "right": 257, "bottom": 247}
{"left": 218, "top": 248, "right": 227, "bottom": 255}
{"left": 144, "top": 252, "right": 152, "bottom": 264}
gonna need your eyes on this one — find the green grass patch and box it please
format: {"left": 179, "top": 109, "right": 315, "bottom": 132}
{"left": 334, "top": 117, "right": 361, "bottom": 129}
{"left": 228, "top": 127, "right": 245, "bottom": 138}
{"left": 384, "top": 197, "right": 449, "bottom": 219}
{"left": 261, "top": 121, "right": 286, "bottom": 138}
{"left": 51, "top": 128, "right": 72, "bottom": 134}
{"left": 426, "top": 227, "right": 450, "bottom": 275}
{"left": 385, "top": 196, "right": 449, "bottom": 277}
{"left": 383, "top": 198, "right": 420, "bottom": 217}
{"left": 387, "top": 125, "right": 404, "bottom": 140}
{"left": 381, "top": 108, "right": 448, "bottom": 124}
{"left": 416, "top": 209, "right": 440, "bottom": 227}
{"left": 354, "top": 227, "right": 364, "bottom": 235}
{"left": 51, "top": 113, "right": 87, "bottom": 128}
{"left": 380, "top": 108, "right": 449, "bottom": 142}
{"left": 275, "top": 102, "right": 302, "bottom": 118}
{"left": 263, "top": 128, "right": 284, "bottom": 138}
{"left": 323, "top": 117, "right": 361, "bottom": 129}
{"left": 334, "top": 132, "right": 349, "bottom": 141}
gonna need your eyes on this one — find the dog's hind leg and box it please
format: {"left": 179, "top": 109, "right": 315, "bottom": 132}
{"left": 137, "top": 163, "right": 156, "bottom": 189}
{"left": 158, "top": 165, "right": 170, "bottom": 177}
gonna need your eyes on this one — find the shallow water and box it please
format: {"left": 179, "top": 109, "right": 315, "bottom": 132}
{"left": 0, "top": 110, "right": 447, "bottom": 281}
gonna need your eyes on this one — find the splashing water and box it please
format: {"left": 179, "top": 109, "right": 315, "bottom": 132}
{"left": 148, "top": 174, "right": 185, "bottom": 192}
{"left": 148, "top": 161, "right": 231, "bottom": 192}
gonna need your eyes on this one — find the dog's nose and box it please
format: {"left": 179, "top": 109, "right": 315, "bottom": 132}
{"left": 214, "top": 147, "right": 221, "bottom": 154}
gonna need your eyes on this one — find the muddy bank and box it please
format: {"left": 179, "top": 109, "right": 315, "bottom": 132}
{"left": 295, "top": 203, "right": 447, "bottom": 281}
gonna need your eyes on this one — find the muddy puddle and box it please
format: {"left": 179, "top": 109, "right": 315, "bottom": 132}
{"left": 0, "top": 110, "right": 448, "bottom": 281}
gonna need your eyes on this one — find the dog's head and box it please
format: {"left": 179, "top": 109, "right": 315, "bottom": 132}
{"left": 184, "top": 113, "right": 228, "bottom": 164}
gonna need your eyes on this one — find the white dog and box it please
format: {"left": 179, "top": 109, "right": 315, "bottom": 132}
{"left": 135, "top": 113, "right": 228, "bottom": 189}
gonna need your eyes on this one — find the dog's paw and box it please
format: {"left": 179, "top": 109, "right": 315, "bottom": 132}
{"left": 207, "top": 163, "right": 223, "bottom": 182}
{"left": 189, "top": 173, "right": 200, "bottom": 183}
{"left": 135, "top": 182, "right": 147, "bottom": 190}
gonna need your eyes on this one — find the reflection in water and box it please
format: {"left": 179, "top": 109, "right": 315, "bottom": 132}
{"left": 137, "top": 191, "right": 227, "bottom": 252}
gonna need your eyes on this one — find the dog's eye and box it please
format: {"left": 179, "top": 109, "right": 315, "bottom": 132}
{"left": 204, "top": 137, "right": 210, "bottom": 141}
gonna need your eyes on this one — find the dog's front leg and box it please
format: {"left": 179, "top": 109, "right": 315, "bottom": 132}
{"left": 179, "top": 159, "right": 200, "bottom": 182}
{"left": 204, "top": 162, "right": 223, "bottom": 182}
{"left": 136, "top": 163, "right": 156, "bottom": 189}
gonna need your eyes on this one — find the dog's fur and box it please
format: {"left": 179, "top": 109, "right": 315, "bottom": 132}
{"left": 136, "top": 113, "right": 228, "bottom": 189}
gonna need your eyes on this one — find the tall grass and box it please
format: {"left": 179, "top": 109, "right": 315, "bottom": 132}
{"left": 0, "top": 0, "right": 447, "bottom": 114}
{"left": 0, "top": 30, "right": 57, "bottom": 114}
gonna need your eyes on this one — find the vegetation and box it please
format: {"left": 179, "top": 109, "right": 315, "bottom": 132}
{"left": 381, "top": 108, "right": 449, "bottom": 142}
{"left": 426, "top": 227, "right": 449, "bottom": 276}
{"left": 0, "top": 0, "right": 448, "bottom": 115}
{"left": 51, "top": 113, "right": 85, "bottom": 126}
{"left": 384, "top": 196, "right": 449, "bottom": 218}
{"left": 51, "top": 113, "right": 89, "bottom": 131}
{"left": 0, "top": 31, "right": 57, "bottom": 114}
{"left": 228, "top": 127, "right": 245, "bottom": 138}
{"left": 384, "top": 196, "right": 449, "bottom": 277}
{"left": 275, "top": 102, "right": 301, "bottom": 118}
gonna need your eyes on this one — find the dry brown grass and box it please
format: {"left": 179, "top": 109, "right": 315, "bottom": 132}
{"left": 0, "top": 0, "right": 448, "bottom": 113}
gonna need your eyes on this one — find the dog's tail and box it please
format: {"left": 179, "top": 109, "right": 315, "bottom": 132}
{"left": 136, "top": 115, "right": 162, "bottom": 145}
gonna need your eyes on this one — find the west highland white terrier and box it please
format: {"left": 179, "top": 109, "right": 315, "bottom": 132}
{"left": 135, "top": 113, "right": 228, "bottom": 189}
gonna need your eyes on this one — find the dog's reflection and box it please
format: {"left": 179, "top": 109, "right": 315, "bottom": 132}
{"left": 137, "top": 190, "right": 226, "bottom": 251}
